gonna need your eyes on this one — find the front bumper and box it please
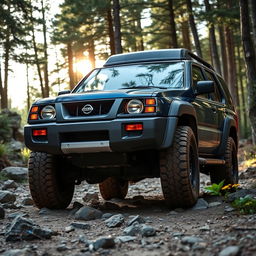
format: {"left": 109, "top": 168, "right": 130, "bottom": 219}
{"left": 24, "top": 117, "right": 178, "bottom": 154}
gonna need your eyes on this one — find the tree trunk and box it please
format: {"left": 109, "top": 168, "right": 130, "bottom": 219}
{"left": 204, "top": 0, "right": 221, "bottom": 74}
{"left": 186, "top": 0, "right": 203, "bottom": 57}
{"left": 167, "top": 0, "right": 178, "bottom": 48}
{"left": 107, "top": 9, "right": 115, "bottom": 55}
{"left": 240, "top": 0, "right": 256, "bottom": 144}
{"left": 137, "top": 14, "right": 144, "bottom": 51}
{"left": 225, "top": 26, "right": 239, "bottom": 107}
{"left": 67, "top": 43, "right": 75, "bottom": 90}
{"left": 3, "top": 28, "right": 10, "bottom": 109}
{"left": 41, "top": 0, "right": 49, "bottom": 97}
{"left": 30, "top": 5, "right": 45, "bottom": 98}
{"left": 26, "top": 62, "right": 30, "bottom": 112}
{"left": 88, "top": 38, "right": 96, "bottom": 69}
{"left": 249, "top": 0, "right": 256, "bottom": 48}
{"left": 181, "top": 18, "right": 191, "bottom": 50}
{"left": 113, "top": 0, "right": 122, "bottom": 53}
{"left": 218, "top": 25, "right": 228, "bottom": 82}
{"left": 0, "top": 59, "right": 3, "bottom": 109}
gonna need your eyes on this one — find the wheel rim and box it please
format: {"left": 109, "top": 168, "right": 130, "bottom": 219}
{"left": 189, "top": 145, "right": 197, "bottom": 189}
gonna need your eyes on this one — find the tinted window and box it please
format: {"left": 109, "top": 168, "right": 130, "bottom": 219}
{"left": 75, "top": 62, "right": 184, "bottom": 92}
{"left": 204, "top": 70, "right": 221, "bottom": 102}
{"left": 217, "top": 76, "right": 233, "bottom": 105}
{"left": 192, "top": 66, "right": 207, "bottom": 99}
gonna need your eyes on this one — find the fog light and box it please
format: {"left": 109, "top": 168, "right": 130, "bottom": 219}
{"left": 29, "top": 114, "right": 38, "bottom": 120}
{"left": 125, "top": 123, "right": 143, "bottom": 131}
{"left": 33, "top": 129, "right": 47, "bottom": 136}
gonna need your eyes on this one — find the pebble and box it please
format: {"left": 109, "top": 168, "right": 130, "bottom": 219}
{"left": 91, "top": 236, "right": 115, "bottom": 250}
{"left": 0, "top": 205, "right": 5, "bottom": 219}
{"left": 56, "top": 244, "right": 69, "bottom": 252}
{"left": 22, "top": 197, "right": 34, "bottom": 206}
{"left": 123, "top": 224, "right": 141, "bottom": 236}
{"left": 199, "top": 224, "right": 210, "bottom": 231}
{"left": 102, "top": 213, "right": 113, "bottom": 219}
{"left": 224, "top": 206, "right": 236, "bottom": 212}
{"left": 82, "top": 192, "right": 99, "bottom": 204}
{"left": 140, "top": 224, "right": 156, "bottom": 237}
{"left": 71, "top": 222, "right": 91, "bottom": 230}
{"left": 127, "top": 215, "right": 145, "bottom": 226}
{"left": 115, "top": 235, "right": 137, "bottom": 243}
{"left": 181, "top": 236, "right": 204, "bottom": 245}
{"left": 75, "top": 206, "right": 102, "bottom": 221}
{"left": 1, "top": 167, "right": 28, "bottom": 182}
{"left": 65, "top": 226, "right": 75, "bottom": 233}
{"left": 1, "top": 248, "right": 37, "bottom": 256}
{"left": 105, "top": 214, "right": 124, "bottom": 228}
{"left": 2, "top": 180, "right": 18, "bottom": 190}
{"left": 219, "top": 246, "right": 240, "bottom": 256}
{"left": 209, "top": 202, "right": 222, "bottom": 207}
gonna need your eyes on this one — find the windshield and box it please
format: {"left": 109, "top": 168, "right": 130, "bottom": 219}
{"left": 75, "top": 62, "right": 184, "bottom": 93}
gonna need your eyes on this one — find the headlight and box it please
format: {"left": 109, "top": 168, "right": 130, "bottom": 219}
{"left": 41, "top": 105, "right": 56, "bottom": 119}
{"left": 126, "top": 99, "right": 144, "bottom": 114}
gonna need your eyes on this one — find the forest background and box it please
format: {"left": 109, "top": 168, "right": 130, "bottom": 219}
{"left": 0, "top": 0, "right": 256, "bottom": 143}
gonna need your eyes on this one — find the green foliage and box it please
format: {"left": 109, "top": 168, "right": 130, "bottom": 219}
{"left": 0, "top": 113, "right": 11, "bottom": 143}
{"left": 232, "top": 195, "right": 256, "bottom": 214}
{"left": 21, "top": 147, "right": 30, "bottom": 165}
{"left": 0, "top": 144, "right": 8, "bottom": 158}
{"left": 204, "top": 180, "right": 225, "bottom": 196}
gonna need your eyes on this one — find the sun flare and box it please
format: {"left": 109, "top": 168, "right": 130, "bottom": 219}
{"left": 74, "top": 59, "right": 92, "bottom": 75}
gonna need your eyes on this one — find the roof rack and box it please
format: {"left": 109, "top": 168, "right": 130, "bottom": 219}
{"left": 103, "top": 48, "right": 214, "bottom": 71}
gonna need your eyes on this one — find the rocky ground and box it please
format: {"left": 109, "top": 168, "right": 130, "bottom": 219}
{"left": 0, "top": 158, "right": 256, "bottom": 256}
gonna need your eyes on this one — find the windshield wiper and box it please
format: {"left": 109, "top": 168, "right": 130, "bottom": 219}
{"left": 121, "top": 85, "right": 167, "bottom": 89}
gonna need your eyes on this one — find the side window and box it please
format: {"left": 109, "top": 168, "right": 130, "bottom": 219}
{"left": 192, "top": 66, "right": 207, "bottom": 99}
{"left": 204, "top": 70, "right": 221, "bottom": 103}
{"left": 217, "top": 76, "right": 233, "bottom": 105}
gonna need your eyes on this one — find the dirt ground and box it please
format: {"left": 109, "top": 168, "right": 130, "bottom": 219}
{"left": 0, "top": 149, "right": 256, "bottom": 256}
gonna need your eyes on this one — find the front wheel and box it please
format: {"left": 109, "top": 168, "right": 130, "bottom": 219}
{"left": 28, "top": 152, "right": 75, "bottom": 209}
{"left": 160, "top": 126, "right": 199, "bottom": 208}
{"left": 99, "top": 177, "right": 128, "bottom": 200}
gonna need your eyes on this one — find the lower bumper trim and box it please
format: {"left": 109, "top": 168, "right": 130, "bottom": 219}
{"left": 61, "top": 141, "right": 111, "bottom": 154}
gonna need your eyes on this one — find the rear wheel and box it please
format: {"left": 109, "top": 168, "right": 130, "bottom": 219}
{"left": 99, "top": 177, "right": 128, "bottom": 200}
{"left": 210, "top": 137, "right": 238, "bottom": 185}
{"left": 160, "top": 126, "right": 199, "bottom": 208}
{"left": 28, "top": 152, "right": 75, "bottom": 209}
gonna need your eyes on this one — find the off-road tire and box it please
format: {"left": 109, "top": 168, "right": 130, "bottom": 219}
{"left": 160, "top": 126, "right": 199, "bottom": 208}
{"left": 99, "top": 177, "right": 128, "bottom": 200}
{"left": 210, "top": 137, "right": 238, "bottom": 185}
{"left": 28, "top": 152, "right": 74, "bottom": 209}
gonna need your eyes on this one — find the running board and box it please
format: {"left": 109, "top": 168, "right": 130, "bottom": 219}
{"left": 199, "top": 157, "right": 225, "bottom": 165}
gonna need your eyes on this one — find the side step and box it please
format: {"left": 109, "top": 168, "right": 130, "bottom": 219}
{"left": 199, "top": 157, "right": 225, "bottom": 165}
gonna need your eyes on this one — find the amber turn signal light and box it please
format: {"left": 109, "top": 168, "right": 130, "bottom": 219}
{"left": 145, "top": 98, "right": 156, "bottom": 105}
{"left": 33, "top": 129, "right": 47, "bottom": 136}
{"left": 144, "top": 106, "right": 156, "bottom": 113}
{"left": 29, "top": 114, "right": 38, "bottom": 120}
{"left": 125, "top": 123, "right": 143, "bottom": 131}
{"left": 31, "top": 106, "right": 39, "bottom": 113}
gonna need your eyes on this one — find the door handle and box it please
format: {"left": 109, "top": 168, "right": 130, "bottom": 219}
{"left": 211, "top": 106, "right": 217, "bottom": 113}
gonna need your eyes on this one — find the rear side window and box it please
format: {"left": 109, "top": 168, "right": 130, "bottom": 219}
{"left": 204, "top": 70, "right": 222, "bottom": 103}
{"left": 217, "top": 76, "right": 233, "bottom": 105}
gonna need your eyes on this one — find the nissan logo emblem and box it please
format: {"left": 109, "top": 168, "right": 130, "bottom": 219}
{"left": 82, "top": 104, "right": 93, "bottom": 114}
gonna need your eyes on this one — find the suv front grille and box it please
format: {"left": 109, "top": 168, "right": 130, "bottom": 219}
{"left": 60, "top": 131, "right": 109, "bottom": 142}
{"left": 63, "top": 100, "right": 114, "bottom": 117}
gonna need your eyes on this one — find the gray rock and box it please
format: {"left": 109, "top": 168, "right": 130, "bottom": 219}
{"left": 1, "top": 248, "right": 37, "bottom": 256}
{"left": 168, "top": 210, "right": 178, "bottom": 215}
{"left": 5, "top": 216, "right": 55, "bottom": 241}
{"left": 8, "top": 212, "right": 28, "bottom": 219}
{"left": 2, "top": 180, "right": 18, "bottom": 190}
{"left": 105, "top": 214, "right": 124, "bottom": 228}
{"left": 65, "top": 226, "right": 74, "bottom": 233}
{"left": 192, "top": 199, "right": 209, "bottom": 210}
{"left": 199, "top": 225, "right": 210, "bottom": 231}
{"left": 141, "top": 224, "right": 156, "bottom": 237}
{"left": 219, "top": 246, "right": 240, "bottom": 256}
{"left": 209, "top": 202, "right": 222, "bottom": 207}
{"left": 83, "top": 192, "right": 99, "bottom": 203}
{"left": 56, "top": 244, "right": 69, "bottom": 252}
{"left": 227, "top": 189, "right": 256, "bottom": 202}
{"left": 127, "top": 215, "right": 145, "bottom": 226}
{"left": 92, "top": 236, "right": 115, "bottom": 250}
{"left": 22, "top": 197, "right": 34, "bottom": 206}
{"left": 71, "top": 222, "right": 91, "bottom": 230}
{"left": 2, "top": 167, "right": 28, "bottom": 182}
{"left": 75, "top": 206, "right": 102, "bottom": 221}
{"left": 181, "top": 236, "right": 204, "bottom": 245}
{"left": 10, "top": 140, "right": 23, "bottom": 152}
{"left": 0, "top": 190, "right": 16, "bottom": 204}
{"left": 115, "top": 235, "right": 137, "bottom": 243}
{"left": 225, "top": 206, "right": 236, "bottom": 212}
{"left": 102, "top": 213, "right": 113, "bottom": 219}
{"left": 123, "top": 224, "right": 141, "bottom": 236}
{"left": 0, "top": 205, "right": 5, "bottom": 219}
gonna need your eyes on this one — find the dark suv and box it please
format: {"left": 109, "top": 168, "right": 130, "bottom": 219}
{"left": 24, "top": 49, "right": 238, "bottom": 209}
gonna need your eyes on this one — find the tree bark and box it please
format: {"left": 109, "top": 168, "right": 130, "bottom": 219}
{"left": 240, "top": 0, "right": 256, "bottom": 143}
{"left": 181, "top": 18, "right": 191, "bottom": 50}
{"left": 249, "top": 0, "right": 256, "bottom": 48}
{"left": 41, "top": 0, "right": 49, "bottom": 97}
{"left": 26, "top": 62, "right": 30, "bottom": 112}
{"left": 107, "top": 8, "right": 115, "bottom": 55}
{"left": 67, "top": 43, "right": 75, "bottom": 90}
{"left": 0, "top": 59, "right": 3, "bottom": 109}
{"left": 204, "top": 0, "right": 221, "bottom": 74}
{"left": 88, "top": 38, "right": 96, "bottom": 69}
{"left": 137, "top": 14, "right": 144, "bottom": 51}
{"left": 113, "top": 0, "right": 122, "bottom": 53}
{"left": 218, "top": 25, "right": 228, "bottom": 82}
{"left": 167, "top": 0, "right": 178, "bottom": 48}
{"left": 186, "top": 0, "right": 203, "bottom": 57}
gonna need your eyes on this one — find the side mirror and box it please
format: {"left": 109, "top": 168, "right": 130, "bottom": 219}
{"left": 195, "top": 81, "right": 214, "bottom": 95}
{"left": 58, "top": 90, "right": 71, "bottom": 96}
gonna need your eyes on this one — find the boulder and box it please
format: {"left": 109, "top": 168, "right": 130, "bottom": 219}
{"left": 2, "top": 167, "right": 28, "bottom": 182}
